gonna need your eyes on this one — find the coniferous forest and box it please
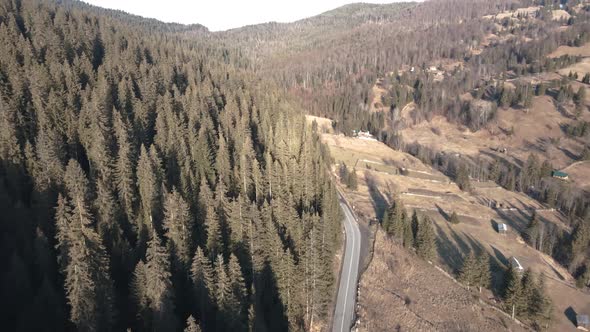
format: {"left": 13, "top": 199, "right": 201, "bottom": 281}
{"left": 0, "top": 0, "right": 342, "bottom": 331}
{"left": 3, "top": 0, "right": 590, "bottom": 330}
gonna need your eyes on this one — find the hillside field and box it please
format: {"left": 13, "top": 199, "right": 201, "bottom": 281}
{"left": 318, "top": 122, "right": 590, "bottom": 331}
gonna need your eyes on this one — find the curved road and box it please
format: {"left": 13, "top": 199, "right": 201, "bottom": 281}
{"left": 332, "top": 192, "right": 362, "bottom": 332}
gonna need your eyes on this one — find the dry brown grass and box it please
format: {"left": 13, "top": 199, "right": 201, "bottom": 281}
{"left": 369, "top": 81, "right": 389, "bottom": 113}
{"left": 305, "top": 115, "right": 333, "bottom": 133}
{"left": 357, "top": 231, "right": 525, "bottom": 332}
{"left": 508, "top": 71, "right": 562, "bottom": 86}
{"left": 436, "top": 58, "right": 464, "bottom": 72}
{"left": 429, "top": 209, "right": 590, "bottom": 332}
{"left": 398, "top": 188, "right": 585, "bottom": 332}
{"left": 321, "top": 133, "right": 430, "bottom": 172}
{"left": 552, "top": 9, "right": 571, "bottom": 21}
{"left": 548, "top": 42, "right": 590, "bottom": 58}
{"left": 401, "top": 96, "right": 590, "bottom": 169}
{"left": 347, "top": 164, "right": 588, "bottom": 330}
{"left": 562, "top": 161, "right": 590, "bottom": 190}
{"left": 322, "top": 117, "right": 590, "bottom": 330}
{"left": 558, "top": 57, "right": 590, "bottom": 79}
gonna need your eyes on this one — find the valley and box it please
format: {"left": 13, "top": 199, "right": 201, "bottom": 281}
{"left": 1, "top": 0, "right": 590, "bottom": 331}
{"left": 313, "top": 112, "right": 590, "bottom": 330}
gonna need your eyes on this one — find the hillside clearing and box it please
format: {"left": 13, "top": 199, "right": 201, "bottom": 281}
{"left": 325, "top": 128, "right": 590, "bottom": 331}
{"left": 552, "top": 9, "right": 571, "bottom": 21}
{"left": 562, "top": 161, "right": 590, "bottom": 191}
{"left": 558, "top": 57, "right": 590, "bottom": 79}
{"left": 357, "top": 231, "right": 526, "bottom": 332}
{"left": 548, "top": 42, "right": 590, "bottom": 58}
{"left": 401, "top": 96, "right": 590, "bottom": 169}
{"left": 305, "top": 114, "right": 334, "bottom": 133}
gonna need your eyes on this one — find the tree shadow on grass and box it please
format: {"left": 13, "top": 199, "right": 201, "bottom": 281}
{"left": 558, "top": 146, "right": 579, "bottom": 160}
{"left": 448, "top": 226, "right": 471, "bottom": 255}
{"left": 496, "top": 209, "right": 528, "bottom": 234}
{"left": 462, "top": 233, "right": 485, "bottom": 256}
{"left": 365, "top": 171, "right": 388, "bottom": 221}
{"left": 565, "top": 306, "right": 577, "bottom": 327}
{"left": 433, "top": 222, "right": 464, "bottom": 274}
{"left": 489, "top": 245, "right": 509, "bottom": 297}
{"left": 435, "top": 204, "right": 449, "bottom": 221}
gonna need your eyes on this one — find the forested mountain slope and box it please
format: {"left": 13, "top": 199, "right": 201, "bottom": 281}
{"left": 0, "top": 0, "right": 341, "bottom": 331}
{"left": 2, "top": 0, "right": 590, "bottom": 331}
{"left": 222, "top": 0, "right": 589, "bottom": 135}
{"left": 220, "top": 0, "right": 590, "bottom": 329}
{"left": 223, "top": 0, "right": 590, "bottom": 280}
{"left": 220, "top": 0, "right": 518, "bottom": 125}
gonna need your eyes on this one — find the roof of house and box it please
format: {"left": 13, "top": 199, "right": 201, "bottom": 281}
{"left": 578, "top": 314, "right": 590, "bottom": 325}
{"left": 498, "top": 223, "right": 508, "bottom": 231}
{"left": 552, "top": 170, "right": 568, "bottom": 177}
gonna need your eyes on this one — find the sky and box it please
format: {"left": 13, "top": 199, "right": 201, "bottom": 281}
{"left": 83, "top": 0, "right": 401, "bottom": 31}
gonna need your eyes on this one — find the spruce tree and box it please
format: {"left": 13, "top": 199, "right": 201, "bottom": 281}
{"left": 530, "top": 274, "right": 552, "bottom": 328}
{"left": 142, "top": 231, "right": 178, "bottom": 331}
{"left": 383, "top": 199, "right": 406, "bottom": 240}
{"left": 190, "top": 247, "right": 214, "bottom": 327}
{"left": 476, "top": 253, "right": 491, "bottom": 292}
{"left": 94, "top": 173, "right": 130, "bottom": 293}
{"left": 58, "top": 160, "right": 115, "bottom": 331}
{"left": 163, "top": 189, "right": 194, "bottom": 268}
{"left": 137, "top": 145, "right": 160, "bottom": 230}
{"left": 455, "top": 164, "right": 471, "bottom": 191}
{"left": 216, "top": 129, "right": 232, "bottom": 189}
{"left": 228, "top": 253, "right": 247, "bottom": 305}
{"left": 248, "top": 303, "right": 256, "bottom": 332}
{"left": 227, "top": 196, "right": 246, "bottom": 251}
{"left": 574, "top": 86, "right": 586, "bottom": 106}
{"left": 503, "top": 265, "right": 525, "bottom": 318}
{"left": 184, "top": 315, "right": 202, "bottom": 332}
{"left": 520, "top": 269, "right": 536, "bottom": 318}
{"left": 459, "top": 251, "right": 479, "bottom": 290}
{"left": 214, "top": 254, "right": 233, "bottom": 330}
{"left": 449, "top": 211, "right": 460, "bottom": 224}
{"left": 402, "top": 214, "right": 414, "bottom": 248}
{"left": 35, "top": 123, "right": 66, "bottom": 186}
{"left": 411, "top": 210, "right": 419, "bottom": 242}
{"left": 571, "top": 221, "right": 590, "bottom": 263}
{"left": 113, "top": 110, "right": 137, "bottom": 223}
{"left": 238, "top": 132, "right": 256, "bottom": 200}
{"left": 500, "top": 87, "right": 512, "bottom": 109}
{"left": 415, "top": 216, "right": 436, "bottom": 261}
{"left": 228, "top": 253, "right": 247, "bottom": 331}
{"left": 279, "top": 248, "right": 298, "bottom": 330}
{"left": 525, "top": 212, "right": 540, "bottom": 249}
{"left": 339, "top": 164, "right": 349, "bottom": 182}
{"left": 205, "top": 203, "right": 222, "bottom": 259}
{"left": 346, "top": 168, "right": 358, "bottom": 190}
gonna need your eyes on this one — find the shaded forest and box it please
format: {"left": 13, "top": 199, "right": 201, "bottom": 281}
{"left": 0, "top": 0, "right": 342, "bottom": 331}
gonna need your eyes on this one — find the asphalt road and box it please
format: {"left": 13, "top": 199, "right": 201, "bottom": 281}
{"left": 332, "top": 192, "right": 361, "bottom": 332}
